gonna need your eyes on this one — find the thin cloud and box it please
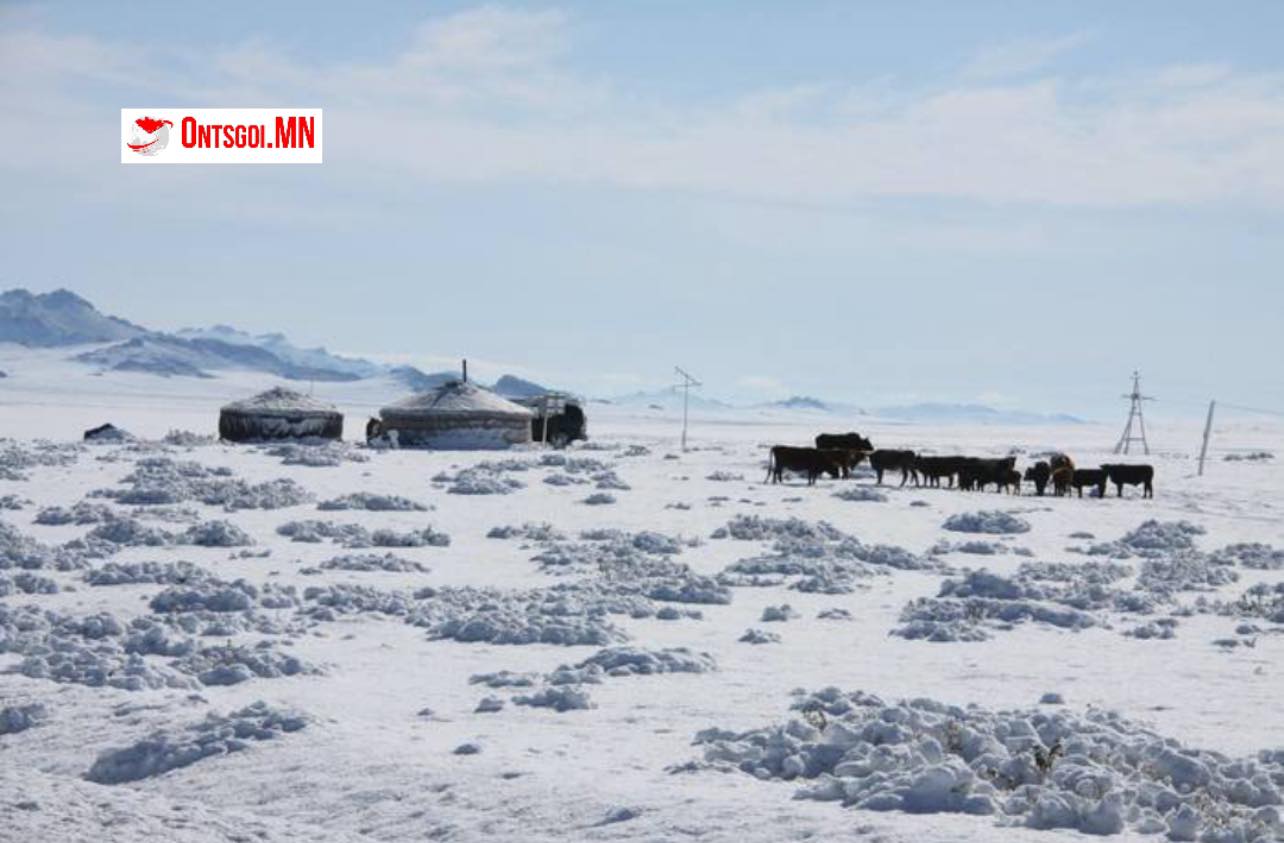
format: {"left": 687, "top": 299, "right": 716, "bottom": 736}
{"left": 962, "top": 32, "right": 1090, "bottom": 80}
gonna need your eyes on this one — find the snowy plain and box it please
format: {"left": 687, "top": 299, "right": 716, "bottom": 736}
{"left": 1, "top": 350, "right": 1282, "bottom": 842}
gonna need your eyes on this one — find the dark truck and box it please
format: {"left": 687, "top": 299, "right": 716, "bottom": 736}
{"left": 514, "top": 393, "right": 588, "bottom": 448}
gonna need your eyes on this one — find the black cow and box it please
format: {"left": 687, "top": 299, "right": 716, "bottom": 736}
{"left": 816, "top": 432, "right": 874, "bottom": 452}
{"left": 1071, "top": 468, "right": 1107, "bottom": 498}
{"left": 957, "top": 457, "right": 1016, "bottom": 492}
{"left": 1024, "top": 461, "right": 1051, "bottom": 496}
{"left": 766, "top": 446, "right": 844, "bottom": 485}
{"left": 869, "top": 449, "right": 917, "bottom": 485}
{"left": 916, "top": 455, "right": 968, "bottom": 488}
{"left": 531, "top": 402, "right": 588, "bottom": 448}
{"left": 1101, "top": 464, "right": 1155, "bottom": 498}
{"left": 365, "top": 417, "right": 383, "bottom": 443}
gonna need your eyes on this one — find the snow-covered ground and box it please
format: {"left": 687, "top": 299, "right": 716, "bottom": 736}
{"left": 2, "top": 355, "right": 1282, "bottom": 842}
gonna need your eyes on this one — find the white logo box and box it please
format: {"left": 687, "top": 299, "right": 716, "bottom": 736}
{"left": 121, "top": 108, "right": 323, "bottom": 164}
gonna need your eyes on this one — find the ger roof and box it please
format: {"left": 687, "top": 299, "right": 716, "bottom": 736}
{"left": 221, "top": 386, "right": 339, "bottom": 417}
{"left": 381, "top": 380, "right": 532, "bottom": 418}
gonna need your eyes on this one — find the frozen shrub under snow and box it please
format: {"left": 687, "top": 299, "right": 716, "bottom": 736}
{"left": 312, "top": 553, "right": 428, "bottom": 574}
{"left": 0, "top": 702, "right": 46, "bottom": 735}
{"left": 695, "top": 687, "right": 1284, "bottom": 840}
{"left": 174, "top": 642, "right": 318, "bottom": 686}
{"left": 35, "top": 502, "right": 116, "bottom": 525}
{"left": 317, "top": 493, "right": 428, "bottom": 512}
{"left": 264, "top": 441, "right": 369, "bottom": 467}
{"left": 572, "top": 646, "right": 716, "bottom": 678}
{"left": 275, "top": 520, "right": 372, "bottom": 546}
{"left": 150, "top": 579, "right": 264, "bottom": 613}
{"left": 487, "top": 522, "right": 566, "bottom": 542}
{"left": 405, "top": 577, "right": 664, "bottom": 646}
{"left": 447, "top": 467, "right": 525, "bottom": 495}
{"left": 739, "top": 628, "right": 781, "bottom": 644}
{"left": 85, "top": 701, "right": 308, "bottom": 784}
{"left": 0, "top": 572, "right": 59, "bottom": 595}
{"left": 582, "top": 492, "right": 616, "bottom": 505}
{"left": 833, "top": 487, "right": 888, "bottom": 503}
{"left": 370, "top": 526, "right": 450, "bottom": 548}
{"left": 760, "top": 604, "right": 799, "bottom": 623}
{"left": 179, "top": 519, "right": 254, "bottom": 547}
{"left": 513, "top": 686, "right": 595, "bottom": 712}
{"left": 942, "top": 511, "right": 1031, "bottom": 535}
{"left": 1211, "top": 543, "right": 1284, "bottom": 570}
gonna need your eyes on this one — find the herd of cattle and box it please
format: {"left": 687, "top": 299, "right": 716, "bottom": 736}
{"left": 766, "top": 432, "right": 1156, "bottom": 498}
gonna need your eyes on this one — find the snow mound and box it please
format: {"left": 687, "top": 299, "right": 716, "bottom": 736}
{"left": 695, "top": 687, "right": 1284, "bottom": 839}
{"left": 0, "top": 572, "right": 59, "bottom": 596}
{"left": 34, "top": 502, "right": 116, "bottom": 525}
{"left": 263, "top": 441, "right": 369, "bottom": 467}
{"left": 1084, "top": 520, "right": 1208, "bottom": 558}
{"left": 302, "top": 584, "right": 417, "bottom": 619}
{"left": 150, "top": 579, "right": 272, "bottom": 614}
{"left": 0, "top": 702, "right": 46, "bottom": 735}
{"left": 893, "top": 568, "right": 1112, "bottom": 642}
{"left": 572, "top": 646, "right": 716, "bottom": 677}
{"left": 1212, "top": 543, "right": 1284, "bottom": 570}
{"left": 370, "top": 526, "right": 450, "bottom": 548}
{"left": 408, "top": 585, "right": 632, "bottom": 646}
{"left": 317, "top": 493, "right": 428, "bottom": 512}
{"left": 0, "top": 439, "right": 82, "bottom": 481}
{"left": 942, "top": 511, "right": 1031, "bottom": 535}
{"left": 276, "top": 519, "right": 372, "bottom": 546}
{"left": 513, "top": 686, "right": 595, "bottom": 712}
{"left": 487, "top": 522, "right": 566, "bottom": 541}
{"left": 175, "top": 642, "right": 318, "bottom": 686}
{"left": 163, "top": 429, "right": 216, "bottom": 447}
{"left": 833, "top": 487, "right": 889, "bottom": 503}
{"left": 85, "top": 701, "right": 308, "bottom": 784}
{"left": 739, "top": 628, "right": 781, "bottom": 644}
{"left": 761, "top": 604, "right": 800, "bottom": 622}
{"left": 179, "top": 520, "right": 254, "bottom": 547}
{"left": 94, "top": 458, "right": 312, "bottom": 510}
{"left": 312, "top": 553, "right": 428, "bottom": 574}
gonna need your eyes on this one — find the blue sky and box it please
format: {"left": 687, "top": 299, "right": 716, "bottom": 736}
{"left": 1, "top": 2, "right": 1282, "bottom": 416}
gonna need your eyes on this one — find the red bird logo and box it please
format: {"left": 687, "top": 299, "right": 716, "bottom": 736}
{"left": 126, "top": 117, "right": 173, "bottom": 154}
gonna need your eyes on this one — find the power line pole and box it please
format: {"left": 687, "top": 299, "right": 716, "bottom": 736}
{"left": 1198, "top": 400, "right": 1216, "bottom": 476}
{"left": 1114, "top": 370, "right": 1154, "bottom": 455}
{"left": 672, "top": 366, "right": 701, "bottom": 452}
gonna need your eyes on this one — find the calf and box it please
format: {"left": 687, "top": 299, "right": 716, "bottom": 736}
{"left": 766, "top": 446, "right": 843, "bottom": 485}
{"left": 869, "top": 449, "right": 917, "bottom": 485}
{"left": 1049, "top": 453, "right": 1075, "bottom": 473}
{"left": 1024, "top": 461, "right": 1051, "bottom": 496}
{"left": 1101, "top": 463, "right": 1155, "bottom": 498}
{"left": 1071, "top": 468, "right": 1107, "bottom": 498}
{"left": 1003, "top": 469, "right": 1022, "bottom": 494}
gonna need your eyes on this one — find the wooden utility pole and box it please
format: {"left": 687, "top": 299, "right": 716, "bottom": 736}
{"left": 672, "top": 366, "right": 702, "bottom": 452}
{"left": 1198, "top": 400, "right": 1216, "bottom": 476}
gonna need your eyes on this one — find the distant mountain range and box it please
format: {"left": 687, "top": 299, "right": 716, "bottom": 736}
{"left": 0, "top": 288, "right": 1085, "bottom": 423}
{"left": 0, "top": 289, "right": 145, "bottom": 346}
{"left": 0, "top": 287, "right": 555, "bottom": 395}
{"left": 872, "top": 403, "right": 1083, "bottom": 425}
